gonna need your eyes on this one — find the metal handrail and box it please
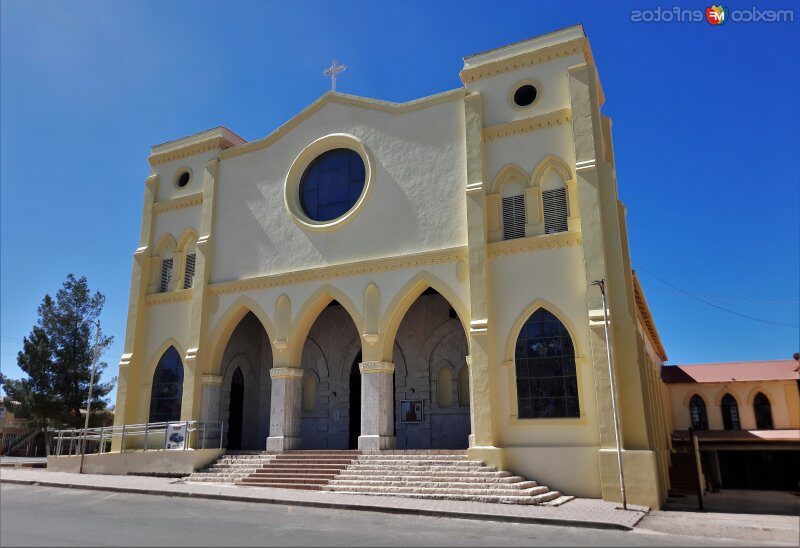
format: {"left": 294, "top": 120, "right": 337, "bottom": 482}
{"left": 51, "top": 420, "right": 224, "bottom": 456}
{"left": 1, "top": 429, "right": 40, "bottom": 456}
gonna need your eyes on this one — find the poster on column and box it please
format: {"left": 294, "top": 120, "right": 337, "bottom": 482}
{"left": 165, "top": 422, "right": 187, "bottom": 449}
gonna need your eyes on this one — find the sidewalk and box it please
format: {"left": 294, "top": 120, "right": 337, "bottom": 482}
{"left": 0, "top": 468, "right": 645, "bottom": 531}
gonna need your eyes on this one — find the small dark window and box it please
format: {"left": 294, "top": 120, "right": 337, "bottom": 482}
{"left": 753, "top": 393, "right": 773, "bottom": 429}
{"left": 514, "top": 308, "right": 579, "bottom": 418}
{"left": 176, "top": 171, "right": 191, "bottom": 188}
{"left": 513, "top": 84, "right": 538, "bottom": 107}
{"left": 299, "top": 148, "right": 365, "bottom": 222}
{"left": 721, "top": 393, "right": 741, "bottom": 430}
{"left": 149, "top": 346, "right": 184, "bottom": 423}
{"left": 690, "top": 395, "right": 708, "bottom": 430}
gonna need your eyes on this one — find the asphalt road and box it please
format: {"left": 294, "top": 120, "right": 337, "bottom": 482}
{"left": 0, "top": 484, "right": 776, "bottom": 547}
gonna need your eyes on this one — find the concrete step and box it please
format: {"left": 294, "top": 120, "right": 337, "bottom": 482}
{"left": 328, "top": 491, "right": 560, "bottom": 505}
{"left": 238, "top": 481, "right": 324, "bottom": 490}
{"left": 337, "top": 473, "right": 521, "bottom": 483}
{"left": 327, "top": 479, "right": 540, "bottom": 490}
{"left": 270, "top": 458, "right": 355, "bottom": 465}
{"left": 351, "top": 458, "right": 477, "bottom": 465}
{"left": 357, "top": 454, "right": 469, "bottom": 460}
{"left": 344, "top": 465, "right": 497, "bottom": 473}
{"left": 337, "top": 469, "right": 513, "bottom": 479}
{"left": 323, "top": 484, "right": 553, "bottom": 496}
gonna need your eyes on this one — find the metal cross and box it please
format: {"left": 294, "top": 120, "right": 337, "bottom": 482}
{"left": 323, "top": 59, "right": 347, "bottom": 92}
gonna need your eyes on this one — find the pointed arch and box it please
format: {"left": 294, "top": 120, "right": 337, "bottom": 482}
{"left": 746, "top": 386, "right": 771, "bottom": 405}
{"left": 435, "top": 363, "right": 454, "bottom": 408}
{"left": 176, "top": 228, "right": 198, "bottom": 253}
{"left": 753, "top": 392, "right": 774, "bottom": 430}
{"left": 379, "top": 271, "right": 470, "bottom": 362}
{"left": 147, "top": 342, "right": 186, "bottom": 423}
{"left": 153, "top": 233, "right": 177, "bottom": 258}
{"left": 288, "top": 284, "right": 364, "bottom": 366}
{"left": 146, "top": 338, "right": 187, "bottom": 382}
{"left": 688, "top": 394, "right": 708, "bottom": 430}
{"left": 489, "top": 163, "right": 530, "bottom": 195}
{"left": 530, "top": 155, "right": 574, "bottom": 188}
{"left": 720, "top": 393, "right": 741, "bottom": 430}
{"left": 504, "top": 298, "right": 583, "bottom": 363}
{"left": 207, "top": 295, "right": 276, "bottom": 376}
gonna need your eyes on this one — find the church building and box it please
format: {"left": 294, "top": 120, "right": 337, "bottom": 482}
{"left": 112, "top": 24, "right": 672, "bottom": 508}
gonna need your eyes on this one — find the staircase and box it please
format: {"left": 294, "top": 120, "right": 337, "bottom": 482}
{"left": 188, "top": 449, "right": 573, "bottom": 505}
{"left": 324, "top": 451, "right": 570, "bottom": 505}
{"left": 668, "top": 452, "right": 701, "bottom": 497}
{"left": 238, "top": 450, "right": 360, "bottom": 490}
{"left": 187, "top": 451, "right": 275, "bottom": 483}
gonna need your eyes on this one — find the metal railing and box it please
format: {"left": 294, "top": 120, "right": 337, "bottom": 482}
{"left": 51, "top": 420, "right": 224, "bottom": 456}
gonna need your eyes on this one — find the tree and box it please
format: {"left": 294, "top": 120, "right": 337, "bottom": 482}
{"left": 12, "top": 274, "right": 114, "bottom": 430}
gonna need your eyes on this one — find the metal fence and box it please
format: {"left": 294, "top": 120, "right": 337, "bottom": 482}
{"left": 52, "top": 420, "right": 224, "bottom": 456}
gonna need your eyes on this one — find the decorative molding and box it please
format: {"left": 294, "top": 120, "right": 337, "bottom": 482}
{"left": 149, "top": 136, "right": 238, "bottom": 166}
{"left": 469, "top": 319, "right": 488, "bottom": 335}
{"left": 362, "top": 333, "right": 379, "bottom": 345}
{"left": 209, "top": 246, "right": 468, "bottom": 296}
{"left": 483, "top": 109, "right": 572, "bottom": 142}
{"left": 487, "top": 231, "right": 581, "bottom": 257}
{"left": 152, "top": 192, "right": 203, "bottom": 214}
{"left": 202, "top": 375, "right": 223, "bottom": 385}
{"left": 460, "top": 38, "right": 585, "bottom": 83}
{"left": 146, "top": 288, "right": 193, "bottom": 306}
{"left": 220, "top": 89, "right": 466, "bottom": 160}
{"left": 465, "top": 181, "right": 485, "bottom": 194}
{"left": 359, "top": 361, "right": 395, "bottom": 374}
{"left": 269, "top": 367, "right": 304, "bottom": 380}
{"left": 632, "top": 271, "right": 668, "bottom": 361}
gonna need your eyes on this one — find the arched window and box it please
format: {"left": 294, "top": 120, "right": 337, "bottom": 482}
{"left": 160, "top": 258, "right": 173, "bottom": 292}
{"left": 689, "top": 395, "right": 708, "bottom": 430}
{"left": 436, "top": 366, "right": 453, "bottom": 407}
{"left": 753, "top": 392, "right": 773, "bottom": 430}
{"left": 457, "top": 366, "right": 469, "bottom": 408}
{"left": 501, "top": 180, "right": 525, "bottom": 240}
{"left": 541, "top": 171, "right": 568, "bottom": 234}
{"left": 721, "top": 393, "right": 740, "bottom": 430}
{"left": 149, "top": 346, "right": 184, "bottom": 423}
{"left": 514, "top": 309, "right": 579, "bottom": 418}
{"left": 302, "top": 371, "right": 318, "bottom": 412}
{"left": 183, "top": 252, "right": 196, "bottom": 289}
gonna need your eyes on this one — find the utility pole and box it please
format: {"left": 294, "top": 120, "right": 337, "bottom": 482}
{"left": 79, "top": 320, "right": 101, "bottom": 474}
{"left": 591, "top": 279, "right": 627, "bottom": 510}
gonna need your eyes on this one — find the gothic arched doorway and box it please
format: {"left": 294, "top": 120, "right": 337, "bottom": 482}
{"left": 227, "top": 368, "right": 244, "bottom": 450}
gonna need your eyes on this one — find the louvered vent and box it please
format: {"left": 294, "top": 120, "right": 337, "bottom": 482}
{"left": 542, "top": 188, "right": 568, "bottom": 234}
{"left": 183, "top": 253, "right": 196, "bottom": 289}
{"left": 502, "top": 195, "right": 526, "bottom": 240}
{"left": 160, "top": 258, "right": 173, "bottom": 293}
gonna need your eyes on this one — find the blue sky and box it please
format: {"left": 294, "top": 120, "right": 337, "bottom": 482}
{"left": 1, "top": 1, "right": 798, "bottom": 405}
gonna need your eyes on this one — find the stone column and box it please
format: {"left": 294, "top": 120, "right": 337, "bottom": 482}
{"left": 266, "top": 367, "right": 303, "bottom": 451}
{"left": 358, "top": 361, "right": 396, "bottom": 451}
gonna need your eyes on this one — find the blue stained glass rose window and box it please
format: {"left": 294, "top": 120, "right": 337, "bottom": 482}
{"left": 299, "top": 148, "right": 366, "bottom": 222}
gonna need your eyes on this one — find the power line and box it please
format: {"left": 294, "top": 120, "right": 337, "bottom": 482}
{"left": 633, "top": 264, "right": 800, "bottom": 329}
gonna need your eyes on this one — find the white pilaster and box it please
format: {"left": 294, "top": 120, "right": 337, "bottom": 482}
{"left": 358, "top": 361, "right": 396, "bottom": 451}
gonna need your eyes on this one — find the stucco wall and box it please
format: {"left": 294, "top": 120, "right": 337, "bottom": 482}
{"left": 210, "top": 99, "right": 468, "bottom": 283}
{"left": 667, "top": 380, "right": 800, "bottom": 430}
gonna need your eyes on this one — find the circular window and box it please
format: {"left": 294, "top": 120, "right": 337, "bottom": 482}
{"left": 175, "top": 170, "right": 191, "bottom": 188}
{"left": 299, "top": 148, "right": 366, "bottom": 222}
{"left": 513, "top": 84, "right": 538, "bottom": 107}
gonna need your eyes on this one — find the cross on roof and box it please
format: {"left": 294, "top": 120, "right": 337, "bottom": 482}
{"left": 323, "top": 59, "right": 346, "bottom": 92}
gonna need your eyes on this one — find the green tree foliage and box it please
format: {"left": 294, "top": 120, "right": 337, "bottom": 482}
{"left": 7, "top": 274, "right": 114, "bottom": 428}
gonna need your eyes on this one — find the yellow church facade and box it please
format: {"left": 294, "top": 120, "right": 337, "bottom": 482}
{"left": 112, "top": 25, "right": 673, "bottom": 509}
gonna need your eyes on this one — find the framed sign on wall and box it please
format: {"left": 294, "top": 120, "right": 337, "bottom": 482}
{"left": 400, "top": 400, "right": 424, "bottom": 423}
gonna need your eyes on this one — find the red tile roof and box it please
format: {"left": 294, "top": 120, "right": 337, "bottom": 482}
{"left": 661, "top": 360, "right": 800, "bottom": 384}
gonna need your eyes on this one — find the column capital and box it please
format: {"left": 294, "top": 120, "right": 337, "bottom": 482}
{"left": 359, "top": 361, "right": 395, "bottom": 374}
{"left": 269, "top": 367, "right": 304, "bottom": 380}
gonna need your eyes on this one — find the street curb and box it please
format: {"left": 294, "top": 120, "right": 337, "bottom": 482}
{"left": 1, "top": 478, "right": 635, "bottom": 531}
